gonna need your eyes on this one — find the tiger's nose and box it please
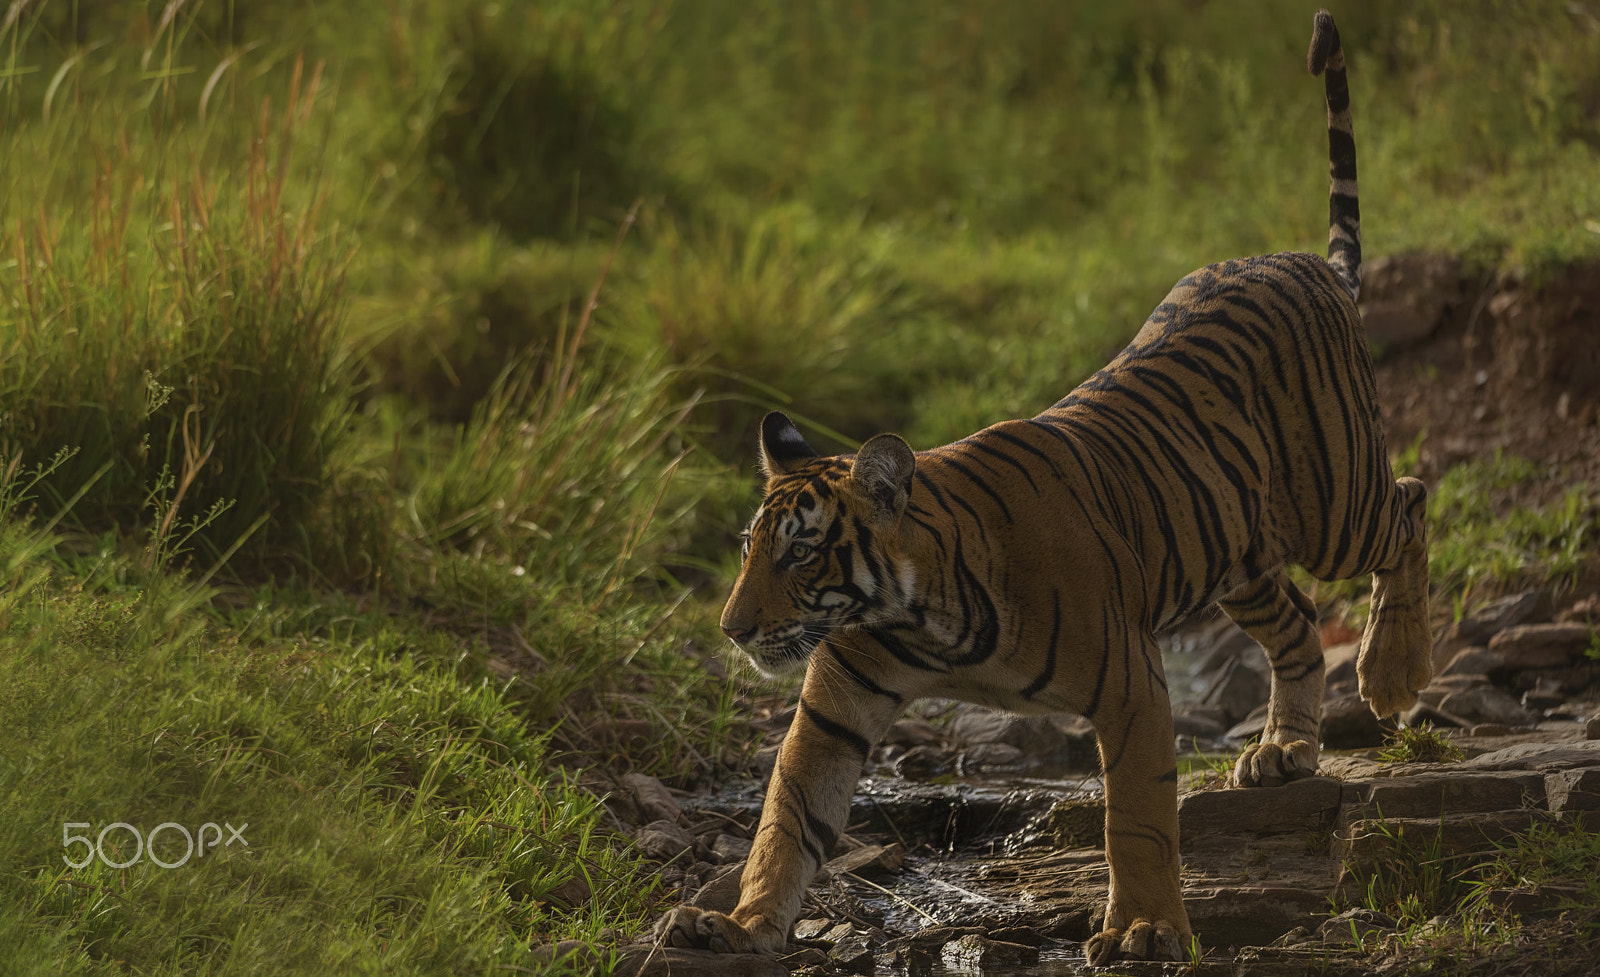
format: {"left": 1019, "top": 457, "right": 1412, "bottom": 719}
{"left": 720, "top": 624, "right": 752, "bottom": 644}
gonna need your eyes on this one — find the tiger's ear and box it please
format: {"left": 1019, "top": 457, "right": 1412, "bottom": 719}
{"left": 852, "top": 433, "right": 915, "bottom": 521}
{"left": 758, "top": 412, "right": 817, "bottom": 483}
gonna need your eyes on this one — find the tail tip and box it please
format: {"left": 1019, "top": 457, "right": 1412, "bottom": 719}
{"left": 1308, "top": 9, "right": 1340, "bottom": 76}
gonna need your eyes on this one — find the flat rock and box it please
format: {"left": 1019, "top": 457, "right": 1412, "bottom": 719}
{"left": 1464, "top": 739, "right": 1600, "bottom": 771}
{"left": 1179, "top": 776, "right": 1342, "bottom": 837}
{"left": 1186, "top": 885, "right": 1335, "bottom": 949}
{"left": 794, "top": 918, "right": 834, "bottom": 940}
{"left": 1488, "top": 622, "right": 1594, "bottom": 669}
{"left": 1318, "top": 756, "right": 1386, "bottom": 781}
{"left": 821, "top": 843, "right": 906, "bottom": 880}
{"left": 1341, "top": 770, "right": 1545, "bottom": 821}
{"left": 1437, "top": 685, "right": 1537, "bottom": 726}
{"left": 1545, "top": 768, "right": 1600, "bottom": 811}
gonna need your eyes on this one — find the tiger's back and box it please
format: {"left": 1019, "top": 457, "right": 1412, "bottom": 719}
{"left": 1046, "top": 249, "right": 1407, "bottom": 628}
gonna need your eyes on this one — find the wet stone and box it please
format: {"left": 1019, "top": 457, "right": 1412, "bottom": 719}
{"left": 822, "top": 843, "right": 906, "bottom": 881}
{"left": 986, "top": 925, "right": 1046, "bottom": 947}
{"left": 781, "top": 948, "right": 829, "bottom": 969}
{"left": 829, "top": 935, "right": 878, "bottom": 973}
{"left": 614, "top": 947, "right": 788, "bottom": 977}
{"left": 939, "top": 933, "right": 1040, "bottom": 971}
{"left": 793, "top": 918, "right": 834, "bottom": 940}
{"left": 1186, "top": 885, "right": 1340, "bottom": 950}
{"left": 906, "top": 924, "right": 987, "bottom": 948}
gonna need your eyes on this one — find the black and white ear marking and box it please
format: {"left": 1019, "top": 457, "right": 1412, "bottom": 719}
{"left": 758, "top": 411, "right": 818, "bottom": 481}
{"left": 851, "top": 433, "right": 915, "bottom": 521}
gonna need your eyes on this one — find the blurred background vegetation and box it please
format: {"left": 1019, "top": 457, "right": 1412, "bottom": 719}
{"left": 1, "top": 0, "right": 1598, "bottom": 972}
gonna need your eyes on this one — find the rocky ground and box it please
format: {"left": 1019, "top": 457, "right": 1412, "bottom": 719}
{"left": 570, "top": 257, "right": 1600, "bottom": 976}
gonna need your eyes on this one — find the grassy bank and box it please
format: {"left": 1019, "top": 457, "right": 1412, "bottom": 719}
{"left": 2, "top": 0, "right": 1599, "bottom": 972}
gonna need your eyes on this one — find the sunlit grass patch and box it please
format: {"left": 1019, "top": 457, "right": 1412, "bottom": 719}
{"left": 1376, "top": 723, "right": 1465, "bottom": 765}
{"left": 0, "top": 541, "right": 655, "bottom": 976}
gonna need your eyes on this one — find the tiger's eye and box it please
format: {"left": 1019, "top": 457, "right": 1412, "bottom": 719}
{"left": 789, "top": 541, "right": 813, "bottom": 562}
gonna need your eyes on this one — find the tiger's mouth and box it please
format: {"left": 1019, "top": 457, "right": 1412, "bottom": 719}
{"left": 735, "top": 625, "right": 824, "bottom": 677}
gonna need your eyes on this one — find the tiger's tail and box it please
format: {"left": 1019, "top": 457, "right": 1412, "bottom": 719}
{"left": 1308, "top": 9, "right": 1360, "bottom": 301}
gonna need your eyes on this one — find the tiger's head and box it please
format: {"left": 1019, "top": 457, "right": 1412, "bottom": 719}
{"left": 720, "top": 412, "right": 917, "bottom": 675}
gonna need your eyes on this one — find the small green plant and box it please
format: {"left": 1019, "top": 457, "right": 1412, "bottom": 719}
{"left": 1183, "top": 738, "right": 1247, "bottom": 786}
{"left": 1342, "top": 817, "right": 1468, "bottom": 929}
{"left": 1377, "top": 723, "right": 1465, "bottom": 765}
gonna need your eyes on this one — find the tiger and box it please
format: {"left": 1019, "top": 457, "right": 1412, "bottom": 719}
{"left": 655, "top": 9, "right": 1430, "bottom": 965}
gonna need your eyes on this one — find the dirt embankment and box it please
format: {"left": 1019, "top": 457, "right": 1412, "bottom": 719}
{"left": 1364, "top": 254, "right": 1600, "bottom": 499}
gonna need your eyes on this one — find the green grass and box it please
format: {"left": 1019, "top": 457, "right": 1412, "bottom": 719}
{"left": 1423, "top": 453, "right": 1599, "bottom": 606}
{"left": 1376, "top": 723, "right": 1466, "bottom": 765}
{"left": 1341, "top": 816, "right": 1600, "bottom": 966}
{"left": 0, "top": 533, "right": 655, "bottom": 975}
{"left": 1, "top": 0, "right": 1599, "bottom": 971}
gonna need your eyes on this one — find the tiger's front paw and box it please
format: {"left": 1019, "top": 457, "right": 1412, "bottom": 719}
{"left": 652, "top": 906, "right": 782, "bottom": 954}
{"left": 1229, "top": 739, "right": 1319, "bottom": 788}
{"left": 1085, "top": 918, "right": 1186, "bottom": 966}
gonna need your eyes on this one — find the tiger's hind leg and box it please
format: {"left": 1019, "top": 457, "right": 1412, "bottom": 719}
{"left": 1358, "top": 476, "right": 1431, "bottom": 718}
{"left": 1219, "top": 571, "right": 1324, "bottom": 788}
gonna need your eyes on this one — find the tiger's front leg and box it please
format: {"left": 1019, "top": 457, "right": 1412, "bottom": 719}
{"left": 1084, "top": 636, "right": 1193, "bottom": 966}
{"left": 654, "top": 647, "right": 903, "bottom": 954}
